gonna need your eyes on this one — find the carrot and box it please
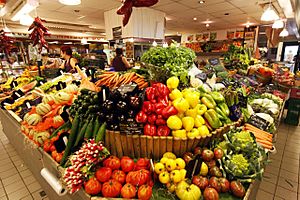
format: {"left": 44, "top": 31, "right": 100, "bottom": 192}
{"left": 139, "top": 82, "right": 149, "bottom": 88}
{"left": 255, "top": 139, "right": 273, "bottom": 149}
{"left": 252, "top": 132, "right": 272, "bottom": 142}
{"left": 244, "top": 124, "right": 272, "bottom": 138}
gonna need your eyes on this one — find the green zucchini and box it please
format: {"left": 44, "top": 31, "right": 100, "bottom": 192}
{"left": 61, "top": 113, "right": 80, "bottom": 166}
{"left": 92, "top": 117, "right": 100, "bottom": 138}
{"left": 84, "top": 117, "right": 94, "bottom": 139}
{"left": 95, "top": 122, "right": 106, "bottom": 143}
{"left": 74, "top": 119, "right": 89, "bottom": 147}
{"left": 49, "top": 121, "right": 71, "bottom": 139}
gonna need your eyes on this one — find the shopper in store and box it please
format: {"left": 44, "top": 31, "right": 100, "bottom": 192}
{"left": 111, "top": 48, "right": 131, "bottom": 71}
{"left": 59, "top": 46, "right": 80, "bottom": 73}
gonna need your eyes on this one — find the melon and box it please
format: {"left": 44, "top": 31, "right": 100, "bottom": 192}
{"left": 64, "top": 84, "right": 78, "bottom": 94}
{"left": 42, "top": 94, "right": 55, "bottom": 104}
{"left": 26, "top": 114, "right": 42, "bottom": 126}
{"left": 36, "top": 103, "right": 52, "bottom": 116}
{"left": 55, "top": 91, "right": 71, "bottom": 104}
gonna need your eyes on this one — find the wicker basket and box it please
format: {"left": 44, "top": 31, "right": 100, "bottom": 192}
{"left": 104, "top": 118, "right": 243, "bottom": 160}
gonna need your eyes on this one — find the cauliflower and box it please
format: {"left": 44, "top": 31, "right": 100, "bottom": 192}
{"left": 233, "top": 131, "right": 254, "bottom": 143}
{"left": 231, "top": 154, "right": 249, "bottom": 171}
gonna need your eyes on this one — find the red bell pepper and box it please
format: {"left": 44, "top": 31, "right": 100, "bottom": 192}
{"left": 146, "top": 87, "right": 156, "bottom": 101}
{"left": 135, "top": 111, "right": 148, "bottom": 123}
{"left": 144, "top": 124, "right": 157, "bottom": 136}
{"left": 142, "top": 101, "right": 154, "bottom": 114}
{"left": 147, "top": 114, "right": 157, "bottom": 124}
{"left": 153, "top": 83, "right": 170, "bottom": 97}
{"left": 157, "top": 125, "right": 170, "bottom": 136}
{"left": 162, "top": 106, "right": 178, "bottom": 119}
{"left": 155, "top": 102, "right": 165, "bottom": 115}
{"left": 155, "top": 118, "right": 166, "bottom": 126}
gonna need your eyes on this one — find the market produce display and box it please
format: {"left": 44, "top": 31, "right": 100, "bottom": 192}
{"left": 0, "top": 43, "right": 290, "bottom": 200}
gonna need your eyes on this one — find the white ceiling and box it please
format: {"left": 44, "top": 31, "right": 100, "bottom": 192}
{"left": 2, "top": 0, "right": 288, "bottom": 35}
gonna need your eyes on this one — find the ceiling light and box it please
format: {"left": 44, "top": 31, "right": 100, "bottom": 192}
{"left": 246, "top": 22, "right": 250, "bottom": 28}
{"left": 59, "top": 0, "right": 81, "bottom": 5}
{"left": 20, "top": 14, "right": 33, "bottom": 26}
{"left": 11, "top": 0, "right": 39, "bottom": 21}
{"left": 152, "top": 41, "right": 157, "bottom": 47}
{"left": 202, "top": 20, "right": 213, "bottom": 24}
{"left": 193, "top": 17, "right": 197, "bottom": 21}
{"left": 81, "top": 38, "right": 88, "bottom": 44}
{"left": 199, "top": 0, "right": 205, "bottom": 3}
{"left": 128, "top": 38, "right": 134, "bottom": 43}
{"left": 279, "top": 28, "right": 289, "bottom": 37}
{"left": 272, "top": 19, "right": 284, "bottom": 29}
{"left": 261, "top": 4, "right": 279, "bottom": 21}
{"left": 206, "top": 23, "right": 210, "bottom": 27}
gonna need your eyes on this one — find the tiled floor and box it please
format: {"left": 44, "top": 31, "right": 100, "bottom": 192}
{"left": 256, "top": 123, "right": 300, "bottom": 200}
{"left": 0, "top": 122, "right": 48, "bottom": 200}
{"left": 0, "top": 117, "right": 298, "bottom": 199}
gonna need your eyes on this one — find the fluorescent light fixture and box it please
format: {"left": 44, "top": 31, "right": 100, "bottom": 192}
{"left": 272, "top": 19, "right": 284, "bottom": 29}
{"left": 81, "top": 38, "right": 88, "bottom": 44}
{"left": 20, "top": 14, "right": 33, "bottom": 26}
{"left": 261, "top": 5, "right": 279, "bottom": 21}
{"left": 49, "top": 41, "right": 59, "bottom": 44}
{"left": 277, "top": 0, "right": 294, "bottom": 18}
{"left": 279, "top": 28, "right": 289, "bottom": 37}
{"left": 59, "top": 0, "right": 81, "bottom": 6}
{"left": 152, "top": 41, "right": 157, "bottom": 47}
{"left": 64, "top": 42, "right": 73, "bottom": 44}
{"left": 11, "top": 0, "right": 39, "bottom": 21}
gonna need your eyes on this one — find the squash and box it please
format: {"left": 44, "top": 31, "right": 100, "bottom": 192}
{"left": 55, "top": 91, "right": 71, "bottom": 104}
{"left": 23, "top": 113, "right": 30, "bottom": 121}
{"left": 26, "top": 114, "right": 42, "bottom": 126}
{"left": 42, "top": 94, "right": 55, "bottom": 104}
{"left": 36, "top": 103, "right": 52, "bottom": 116}
{"left": 35, "top": 131, "right": 50, "bottom": 145}
{"left": 28, "top": 129, "right": 37, "bottom": 139}
{"left": 53, "top": 115, "right": 64, "bottom": 124}
{"left": 64, "top": 84, "right": 78, "bottom": 94}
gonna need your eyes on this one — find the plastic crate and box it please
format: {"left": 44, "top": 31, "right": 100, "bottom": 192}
{"left": 284, "top": 98, "right": 300, "bottom": 126}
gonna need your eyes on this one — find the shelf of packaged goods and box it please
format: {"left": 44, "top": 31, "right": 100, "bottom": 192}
{"left": 0, "top": 109, "right": 89, "bottom": 200}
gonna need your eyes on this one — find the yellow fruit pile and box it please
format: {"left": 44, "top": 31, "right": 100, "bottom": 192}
{"left": 154, "top": 152, "right": 187, "bottom": 192}
{"left": 166, "top": 77, "right": 210, "bottom": 139}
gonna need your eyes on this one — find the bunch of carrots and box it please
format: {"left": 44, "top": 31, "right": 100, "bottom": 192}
{"left": 244, "top": 123, "right": 273, "bottom": 150}
{"left": 95, "top": 72, "right": 148, "bottom": 89}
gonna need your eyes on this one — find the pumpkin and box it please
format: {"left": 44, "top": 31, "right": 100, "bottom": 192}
{"left": 26, "top": 114, "right": 42, "bottom": 126}
{"left": 55, "top": 92, "right": 71, "bottom": 104}
{"left": 36, "top": 103, "right": 51, "bottom": 116}
{"left": 42, "top": 94, "right": 55, "bottom": 104}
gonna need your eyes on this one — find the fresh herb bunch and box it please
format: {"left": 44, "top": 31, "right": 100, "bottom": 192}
{"left": 141, "top": 43, "right": 196, "bottom": 85}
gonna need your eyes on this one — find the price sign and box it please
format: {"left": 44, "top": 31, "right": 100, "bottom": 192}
{"left": 26, "top": 102, "right": 31, "bottom": 109}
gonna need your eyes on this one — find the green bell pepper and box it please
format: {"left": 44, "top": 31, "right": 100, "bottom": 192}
{"left": 211, "top": 92, "right": 225, "bottom": 103}
{"left": 201, "top": 94, "right": 216, "bottom": 109}
{"left": 219, "top": 102, "right": 230, "bottom": 116}
{"left": 216, "top": 107, "right": 232, "bottom": 124}
{"left": 204, "top": 109, "right": 222, "bottom": 129}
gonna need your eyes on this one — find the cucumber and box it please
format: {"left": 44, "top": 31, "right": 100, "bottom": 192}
{"left": 49, "top": 121, "right": 71, "bottom": 139}
{"left": 92, "top": 117, "right": 100, "bottom": 138}
{"left": 84, "top": 118, "right": 94, "bottom": 139}
{"left": 74, "top": 119, "right": 89, "bottom": 147}
{"left": 61, "top": 113, "right": 80, "bottom": 166}
{"left": 96, "top": 122, "right": 106, "bottom": 143}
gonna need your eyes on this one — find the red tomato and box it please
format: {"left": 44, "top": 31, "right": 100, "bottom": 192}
{"left": 43, "top": 140, "right": 51, "bottom": 153}
{"left": 138, "top": 184, "right": 152, "bottom": 200}
{"left": 121, "top": 156, "right": 135, "bottom": 173}
{"left": 49, "top": 145, "right": 56, "bottom": 152}
{"left": 209, "top": 177, "right": 221, "bottom": 193}
{"left": 103, "top": 156, "right": 121, "bottom": 170}
{"left": 135, "top": 158, "right": 150, "bottom": 171}
{"left": 203, "top": 187, "right": 219, "bottom": 200}
{"left": 96, "top": 167, "right": 112, "bottom": 183}
{"left": 84, "top": 177, "right": 102, "bottom": 195}
{"left": 126, "top": 169, "right": 150, "bottom": 186}
{"left": 102, "top": 179, "right": 122, "bottom": 198}
{"left": 230, "top": 181, "right": 245, "bottom": 198}
{"left": 112, "top": 170, "right": 126, "bottom": 185}
{"left": 121, "top": 183, "right": 137, "bottom": 199}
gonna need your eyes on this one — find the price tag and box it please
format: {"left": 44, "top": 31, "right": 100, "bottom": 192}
{"left": 12, "top": 81, "right": 17, "bottom": 88}
{"left": 103, "top": 88, "right": 106, "bottom": 101}
{"left": 63, "top": 136, "right": 68, "bottom": 146}
{"left": 39, "top": 81, "right": 44, "bottom": 85}
{"left": 26, "top": 102, "right": 31, "bottom": 109}
{"left": 3, "top": 102, "right": 9, "bottom": 106}
{"left": 15, "top": 92, "right": 21, "bottom": 98}
{"left": 89, "top": 69, "right": 92, "bottom": 75}
{"left": 60, "top": 70, "right": 64, "bottom": 75}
